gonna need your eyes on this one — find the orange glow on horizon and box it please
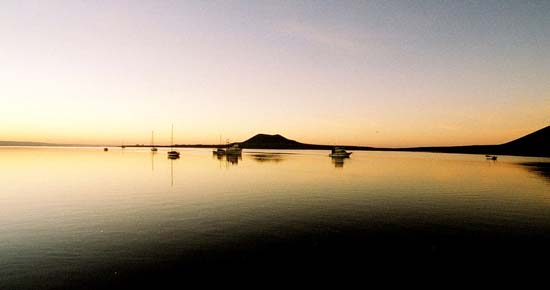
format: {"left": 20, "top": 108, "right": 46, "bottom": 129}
{"left": 1, "top": 1, "right": 549, "bottom": 147}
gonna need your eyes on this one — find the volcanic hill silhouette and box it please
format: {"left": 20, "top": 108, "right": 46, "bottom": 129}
{"left": 239, "top": 134, "right": 328, "bottom": 149}
{"left": 234, "top": 126, "right": 550, "bottom": 157}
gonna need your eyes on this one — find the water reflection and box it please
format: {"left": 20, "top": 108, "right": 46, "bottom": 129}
{"left": 226, "top": 154, "right": 241, "bottom": 165}
{"left": 170, "top": 158, "right": 176, "bottom": 186}
{"left": 151, "top": 151, "right": 156, "bottom": 172}
{"left": 213, "top": 151, "right": 242, "bottom": 165}
{"left": 1, "top": 148, "right": 550, "bottom": 288}
{"left": 331, "top": 157, "right": 346, "bottom": 168}
{"left": 518, "top": 162, "right": 550, "bottom": 180}
{"left": 250, "top": 153, "right": 285, "bottom": 163}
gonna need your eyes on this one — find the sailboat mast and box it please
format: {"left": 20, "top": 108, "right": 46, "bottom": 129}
{"left": 171, "top": 124, "right": 174, "bottom": 149}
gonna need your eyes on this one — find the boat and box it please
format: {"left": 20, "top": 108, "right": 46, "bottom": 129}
{"left": 226, "top": 144, "right": 242, "bottom": 155}
{"left": 213, "top": 148, "right": 226, "bottom": 155}
{"left": 151, "top": 131, "right": 158, "bottom": 152}
{"left": 104, "top": 147, "right": 109, "bottom": 152}
{"left": 167, "top": 124, "right": 180, "bottom": 159}
{"left": 213, "top": 135, "right": 226, "bottom": 155}
{"left": 329, "top": 147, "right": 352, "bottom": 158}
{"left": 167, "top": 151, "right": 180, "bottom": 159}
{"left": 485, "top": 155, "right": 498, "bottom": 160}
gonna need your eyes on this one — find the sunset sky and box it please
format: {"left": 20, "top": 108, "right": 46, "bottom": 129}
{"left": 1, "top": 0, "right": 549, "bottom": 147}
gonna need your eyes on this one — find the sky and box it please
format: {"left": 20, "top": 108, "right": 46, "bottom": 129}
{"left": 1, "top": 0, "right": 549, "bottom": 147}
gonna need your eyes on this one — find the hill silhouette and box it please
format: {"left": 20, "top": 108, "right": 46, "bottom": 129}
{"left": 238, "top": 133, "right": 377, "bottom": 150}
{"left": 239, "top": 134, "right": 323, "bottom": 149}
{"left": 500, "top": 126, "right": 550, "bottom": 156}
{"left": 0, "top": 141, "right": 61, "bottom": 146}
{"left": 242, "top": 134, "right": 300, "bottom": 147}
{"left": 232, "top": 127, "right": 550, "bottom": 157}
{"left": 392, "top": 126, "right": 550, "bottom": 157}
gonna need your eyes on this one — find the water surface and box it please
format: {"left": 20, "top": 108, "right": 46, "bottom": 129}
{"left": 1, "top": 147, "right": 549, "bottom": 287}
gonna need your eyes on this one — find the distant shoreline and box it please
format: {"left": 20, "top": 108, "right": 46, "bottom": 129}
{"left": 119, "top": 144, "right": 549, "bottom": 158}
{"left": 2, "top": 144, "right": 549, "bottom": 158}
{"left": 2, "top": 125, "right": 548, "bottom": 158}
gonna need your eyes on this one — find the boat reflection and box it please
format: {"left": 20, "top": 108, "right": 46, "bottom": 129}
{"left": 213, "top": 152, "right": 225, "bottom": 161}
{"left": 151, "top": 151, "right": 155, "bottom": 172}
{"left": 213, "top": 151, "right": 242, "bottom": 165}
{"left": 168, "top": 154, "right": 180, "bottom": 160}
{"left": 170, "top": 158, "right": 175, "bottom": 186}
{"left": 226, "top": 154, "right": 241, "bottom": 165}
{"left": 251, "top": 153, "right": 285, "bottom": 163}
{"left": 331, "top": 157, "right": 346, "bottom": 168}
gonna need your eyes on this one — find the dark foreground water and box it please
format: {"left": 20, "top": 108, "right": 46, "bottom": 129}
{"left": 1, "top": 147, "right": 550, "bottom": 288}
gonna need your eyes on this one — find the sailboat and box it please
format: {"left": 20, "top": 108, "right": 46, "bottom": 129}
{"left": 213, "top": 135, "right": 226, "bottom": 155}
{"left": 167, "top": 124, "right": 180, "bottom": 159}
{"left": 151, "top": 131, "right": 158, "bottom": 152}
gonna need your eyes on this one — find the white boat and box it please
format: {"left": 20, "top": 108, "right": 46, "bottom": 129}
{"left": 167, "top": 124, "right": 180, "bottom": 159}
{"left": 226, "top": 144, "right": 242, "bottom": 155}
{"left": 151, "top": 131, "right": 158, "bottom": 152}
{"left": 213, "top": 148, "right": 225, "bottom": 155}
{"left": 329, "top": 147, "right": 352, "bottom": 158}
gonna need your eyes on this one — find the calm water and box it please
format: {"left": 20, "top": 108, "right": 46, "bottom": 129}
{"left": 1, "top": 147, "right": 550, "bottom": 287}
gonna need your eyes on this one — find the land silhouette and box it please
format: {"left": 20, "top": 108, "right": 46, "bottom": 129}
{"left": 2, "top": 126, "right": 549, "bottom": 157}
{"left": 167, "top": 126, "right": 550, "bottom": 157}
{"left": 0, "top": 141, "right": 61, "bottom": 146}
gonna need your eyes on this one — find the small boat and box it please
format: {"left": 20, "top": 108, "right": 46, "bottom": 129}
{"left": 485, "top": 155, "right": 498, "bottom": 160}
{"left": 167, "top": 124, "right": 180, "bottom": 159}
{"left": 213, "top": 135, "right": 226, "bottom": 155}
{"left": 329, "top": 147, "right": 352, "bottom": 158}
{"left": 151, "top": 131, "right": 158, "bottom": 152}
{"left": 213, "top": 148, "right": 226, "bottom": 155}
{"left": 167, "top": 151, "right": 180, "bottom": 158}
{"left": 226, "top": 144, "right": 242, "bottom": 155}
{"left": 104, "top": 147, "right": 109, "bottom": 152}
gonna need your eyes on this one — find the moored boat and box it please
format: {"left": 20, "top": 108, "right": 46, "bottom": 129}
{"left": 213, "top": 135, "right": 226, "bottom": 155}
{"left": 226, "top": 144, "right": 242, "bottom": 155}
{"left": 329, "top": 147, "right": 352, "bottom": 158}
{"left": 485, "top": 155, "right": 498, "bottom": 160}
{"left": 167, "top": 150, "right": 180, "bottom": 158}
{"left": 213, "top": 148, "right": 226, "bottom": 155}
{"left": 167, "top": 124, "right": 180, "bottom": 159}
